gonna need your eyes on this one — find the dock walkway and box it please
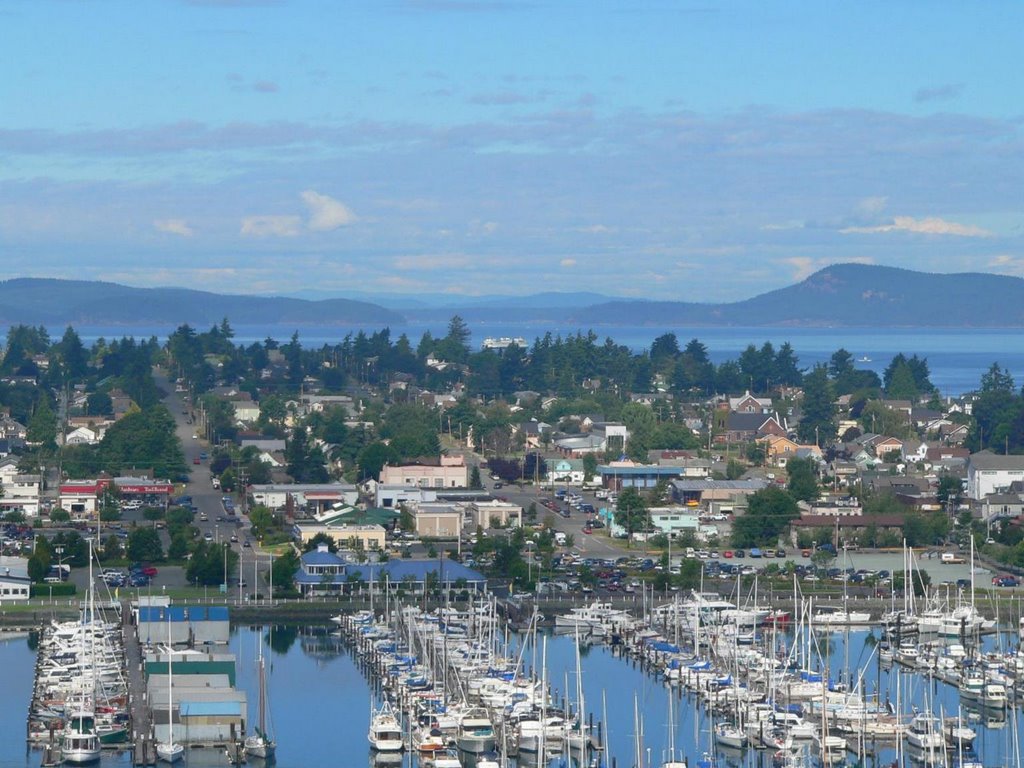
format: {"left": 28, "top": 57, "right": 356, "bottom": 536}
{"left": 121, "top": 600, "right": 155, "bottom": 765}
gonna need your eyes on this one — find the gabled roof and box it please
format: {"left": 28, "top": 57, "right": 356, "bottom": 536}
{"left": 969, "top": 451, "right": 1024, "bottom": 471}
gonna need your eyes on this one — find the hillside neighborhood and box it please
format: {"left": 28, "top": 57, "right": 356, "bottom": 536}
{"left": 2, "top": 319, "right": 1024, "bottom": 600}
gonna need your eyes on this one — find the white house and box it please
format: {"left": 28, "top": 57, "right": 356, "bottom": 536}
{"left": 548, "top": 459, "right": 585, "bottom": 486}
{"left": 231, "top": 399, "right": 261, "bottom": 423}
{"left": 63, "top": 426, "right": 100, "bottom": 446}
{"left": 967, "top": 452, "right": 1024, "bottom": 501}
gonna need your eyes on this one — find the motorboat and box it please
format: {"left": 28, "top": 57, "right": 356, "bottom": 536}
{"left": 62, "top": 710, "right": 102, "bottom": 765}
{"left": 368, "top": 700, "right": 404, "bottom": 752}
{"left": 457, "top": 707, "right": 496, "bottom": 753}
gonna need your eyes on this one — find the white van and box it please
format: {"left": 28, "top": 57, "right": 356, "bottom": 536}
{"left": 554, "top": 532, "right": 567, "bottom": 546}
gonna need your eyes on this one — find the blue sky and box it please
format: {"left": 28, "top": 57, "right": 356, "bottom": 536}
{"left": 1, "top": 0, "right": 1022, "bottom": 301}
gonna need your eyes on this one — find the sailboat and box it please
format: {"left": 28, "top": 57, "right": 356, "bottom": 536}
{"left": 244, "top": 631, "right": 277, "bottom": 760}
{"left": 156, "top": 611, "right": 184, "bottom": 763}
{"left": 61, "top": 542, "right": 102, "bottom": 765}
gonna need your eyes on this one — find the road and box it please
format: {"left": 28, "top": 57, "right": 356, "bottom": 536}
{"left": 152, "top": 369, "right": 273, "bottom": 596}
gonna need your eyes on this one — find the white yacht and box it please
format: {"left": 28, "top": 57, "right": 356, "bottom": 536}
{"left": 906, "top": 712, "right": 944, "bottom": 753}
{"left": 368, "top": 701, "right": 404, "bottom": 752}
{"left": 456, "top": 708, "right": 496, "bottom": 753}
{"left": 61, "top": 710, "right": 102, "bottom": 764}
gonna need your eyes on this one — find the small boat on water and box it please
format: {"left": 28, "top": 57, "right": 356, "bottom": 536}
{"left": 714, "top": 721, "right": 747, "bottom": 749}
{"left": 368, "top": 700, "right": 404, "bottom": 752}
{"left": 457, "top": 707, "right": 496, "bottom": 753}
{"left": 62, "top": 710, "right": 102, "bottom": 765}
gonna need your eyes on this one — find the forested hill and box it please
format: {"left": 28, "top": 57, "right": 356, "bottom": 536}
{"left": 569, "top": 264, "right": 1024, "bottom": 327}
{"left": 0, "top": 278, "right": 402, "bottom": 326}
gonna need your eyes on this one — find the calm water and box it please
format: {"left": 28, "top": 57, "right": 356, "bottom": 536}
{"left": 53, "top": 323, "right": 1024, "bottom": 397}
{"left": 7, "top": 622, "right": 1024, "bottom": 768}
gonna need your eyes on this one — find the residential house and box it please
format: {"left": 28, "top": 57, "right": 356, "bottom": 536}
{"left": 548, "top": 458, "right": 586, "bottom": 486}
{"left": 762, "top": 435, "right": 797, "bottom": 465}
{"left": 879, "top": 400, "right": 914, "bottom": 418}
{"left": 0, "top": 417, "right": 27, "bottom": 442}
{"left": 902, "top": 439, "right": 928, "bottom": 463}
{"left": 723, "top": 412, "right": 786, "bottom": 443}
{"left": 926, "top": 446, "right": 970, "bottom": 463}
{"left": 229, "top": 393, "right": 260, "bottom": 423}
{"left": 728, "top": 391, "right": 772, "bottom": 414}
{"left": 979, "top": 493, "right": 1024, "bottom": 524}
{"left": 0, "top": 459, "right": 41, "bottom": 516}
{"left": 872, "top": 437, "right": 905, "bottom": 460}
{"left": 939, "top": 423, "right": 970, "bottom": 445}
{"left": 517, "top": 420, "right": 552, "bottom": 449}
{"left": 63, "top": 426, "right": 100, "bottom": 446}
{"left": 240, "top": 438, "right": 286, "bottom": 453}
{"left": 967, "top": 452, "right": 1024, "bottom": 501}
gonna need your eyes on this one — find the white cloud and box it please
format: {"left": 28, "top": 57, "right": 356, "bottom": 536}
{"left": 240, "top": 215, "right": 301, "bottom": 237}
{"left": 394, "top": 254, "right": 471, "bottom": 270}
{"left": 560, "top": 258, "right": 577, "bottom": 268}
{"left": 153, "top": 218, "right": 194, "bottom": 237}
{"left": 841, "top": 216, "right": 991, "bottom": 238}
{"left": 301, "top": 190, "right": 357, "bottom": 231}
{"left": 988, "top": 255, "right": 1024, "bottom": 275}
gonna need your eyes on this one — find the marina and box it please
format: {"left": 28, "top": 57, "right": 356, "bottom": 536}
{"left": 11, "top": 580, "right": 1024, "bottom": 768}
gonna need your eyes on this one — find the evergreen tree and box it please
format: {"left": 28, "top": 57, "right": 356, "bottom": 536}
{"left": 27, "top": 396, "right": 58, "bottom": 447}
{"left": 786, "top": 457, "right": 820, "bottom": 502}
{"left": 797, "top": 364, "right": 836, "bottom": 445}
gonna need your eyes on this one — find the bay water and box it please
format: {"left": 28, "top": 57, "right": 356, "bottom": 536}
{"left": 6, "top": 623, "right": 1024, "bottom": 768}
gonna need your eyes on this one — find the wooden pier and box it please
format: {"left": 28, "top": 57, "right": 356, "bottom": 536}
{"left": 122, "top": 600, "right": 156, "bottom": 766}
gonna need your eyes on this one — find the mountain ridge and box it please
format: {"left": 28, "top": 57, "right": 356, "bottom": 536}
{"left": 569, "top": 264, "right": 1024, "bottom": 327}
{"left": 0, "top": 278, "right": 403, "bottom": 326}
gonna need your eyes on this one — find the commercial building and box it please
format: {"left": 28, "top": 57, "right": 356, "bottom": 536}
{"left": 414, "top": 503, "right": 462, "bottom": 538}
{"left": 379, "top": 456, "right": 468, "bottom": 488}
{"left": 0, "top": 557, "right": 31, "bottom": 601}
{"left": 293, "top": 545, "right": 487, "bottom": 596}
{"left": 466, "top": 499, "right": 522, "bottom": 529}
{"left": 249, "top": 483, "right": 358, "bottom": 512}
{"left": 136, "top": 605, "right": 230, "bottom": 646}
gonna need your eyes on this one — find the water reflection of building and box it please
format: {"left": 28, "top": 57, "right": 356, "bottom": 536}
{"left": 298, "top": 626, "right": 346, "bottom": 661}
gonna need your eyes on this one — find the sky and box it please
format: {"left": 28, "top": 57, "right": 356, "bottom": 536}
{"left": 1, "top": 0, "right": 1022, "bottom": 302}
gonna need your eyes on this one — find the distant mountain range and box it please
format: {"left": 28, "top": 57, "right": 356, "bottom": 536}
{"left": 5, "top": 265, "right": 1024, "bottom": 328}
{"left": 570, "top": 264, "right": 1024, "bottom": 327}
{"left": 0, "top": 278, "right": 402, "bottom": 326}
